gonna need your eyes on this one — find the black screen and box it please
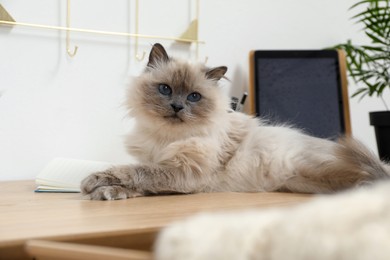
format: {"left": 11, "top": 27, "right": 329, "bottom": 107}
{"left": 254, "top": 51, "right": 344, "bottom": 139}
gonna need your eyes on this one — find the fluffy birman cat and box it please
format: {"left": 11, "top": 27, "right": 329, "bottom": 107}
{"left": 81, "top": 43, "right": 390, "bottom": 200}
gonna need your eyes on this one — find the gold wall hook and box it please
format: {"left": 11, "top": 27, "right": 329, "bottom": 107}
{"left": 135, "top": 51, "right": 146, "bottom": 61}
{"left": 66, "top": 0, "right": 78, "bottom": 57}
{"left": 134, "top": 0, "right": 144, "bottom": 61}
{"left": 66, "top": 43, "right": 78, "bottom": 57}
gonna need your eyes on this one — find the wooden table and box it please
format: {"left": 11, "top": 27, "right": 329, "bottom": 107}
{"left": 0, "top": 180, "right": 312, "bottom": 260}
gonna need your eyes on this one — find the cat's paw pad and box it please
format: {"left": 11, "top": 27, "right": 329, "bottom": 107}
{"left": 81, "top": 169, "right": 142, "bottom": 200}
{"left": 88, "top": 185, "right": 138, "bottom": 200}
{"left": 80, "top": 171, "right": 120, "bottom": 195}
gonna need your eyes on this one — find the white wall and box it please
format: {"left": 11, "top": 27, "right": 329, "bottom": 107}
{"left": 0, "top": 0, "right": 388, "bottom": 181}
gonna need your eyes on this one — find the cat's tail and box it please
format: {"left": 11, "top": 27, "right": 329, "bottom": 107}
{"left": 336, "top": 137, "right": 390, "bottom": 179}
{"left": 283, "top": 137, "right": 390, "bottom": 193}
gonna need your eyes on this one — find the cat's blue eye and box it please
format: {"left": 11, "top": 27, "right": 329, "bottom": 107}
{"left": 158, "top": 84, "right": 172, "bottom": 96}
{"left": 187, "top": 92, "right": 202, "bottom": 102}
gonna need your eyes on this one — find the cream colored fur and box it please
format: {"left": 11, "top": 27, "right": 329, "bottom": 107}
{"left": 155, "top": 180, "right": 390, "bottom": 260}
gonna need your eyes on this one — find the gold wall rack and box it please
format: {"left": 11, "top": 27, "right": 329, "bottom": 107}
{"left": 0, "top": 0, "right": 204, "bottom": 59}
{"left": 0, "top": 20, "right": 204, "bottom": 44}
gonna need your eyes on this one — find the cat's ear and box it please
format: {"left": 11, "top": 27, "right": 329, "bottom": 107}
{"left": 147, "top": 43, "right": 170, "bottom": 68}
{"left": 205, "top": 66, "right": 228, "bottom": 81}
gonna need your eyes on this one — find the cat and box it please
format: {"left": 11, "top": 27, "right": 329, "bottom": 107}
{"left": 81, "top": 43, "right": 390, "bottom": 200}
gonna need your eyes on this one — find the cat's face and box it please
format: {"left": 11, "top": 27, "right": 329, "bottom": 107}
{"left": 128, "top": 43, "right": 228, "bottom": 128}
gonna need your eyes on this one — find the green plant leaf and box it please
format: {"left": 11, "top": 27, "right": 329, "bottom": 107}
{"left": 365, "top": 31, "right": 387, "bottom": 44}
{"left": 377, "top": 81, "right": 388, "bottom": 95}
{"left": 332, "top": 0, "right": 389, "bottom": 105}
{"left": 368, "top": 82, "right": 380, "bottom": 96}
{"left": 351, "top": 6, "right": 389, "bottom": 19}
{"left": 349, "top": 0, "right": 389, "bottom": 10}
{"left": 363, "top": 9, "right": 390, "bottom": 36}
{"left": 361, "top": 45, "right": 385, "bottom": 52}
{"left": 351, "top": 87, "right": 369, "bottom": 98}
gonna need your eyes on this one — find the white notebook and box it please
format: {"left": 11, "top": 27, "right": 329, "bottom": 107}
{"left": 35, "top": 158, "right": 112, "bottom": 193}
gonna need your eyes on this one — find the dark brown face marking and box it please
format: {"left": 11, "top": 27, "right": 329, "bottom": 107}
{"left": 205, "top": 66, "right": 228, "bottom": 81}
{"left": 169, "top": 65, "right": 196, "bottom": 94}
{"left": 147, "top": 43, "right": 170, "bottom": 68}
{"left": 141, "top": 63, "right": 217, "bottom": 125}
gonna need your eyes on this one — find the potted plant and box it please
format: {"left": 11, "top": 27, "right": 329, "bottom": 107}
{"left": 334, "top": 0, "right": 390, "bottom": 160}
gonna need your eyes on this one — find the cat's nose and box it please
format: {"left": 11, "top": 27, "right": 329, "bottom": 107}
{"left": 171, "top": 103, "right": 184, "bottom": 113}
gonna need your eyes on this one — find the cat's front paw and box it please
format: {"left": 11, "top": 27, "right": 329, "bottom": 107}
{"left": 81, "top": 168, "right": 141, "bottom": 200}
{"left": 88, "top": 185, "right": 143, "bottom": 200}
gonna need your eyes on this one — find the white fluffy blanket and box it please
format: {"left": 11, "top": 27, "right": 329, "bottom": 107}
{"left": 154, "top": 181, "right": 390, "bottom": 260}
